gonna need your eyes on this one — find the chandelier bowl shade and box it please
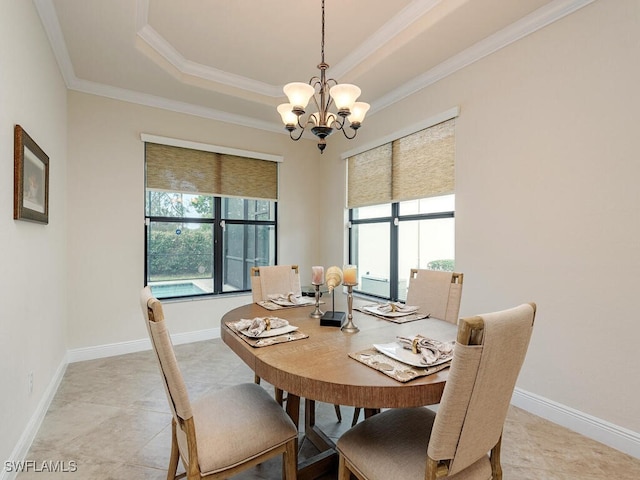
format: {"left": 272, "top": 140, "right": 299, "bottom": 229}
{"left": 283, "top": 82, "right": 315, "bottom": 112}
{"left": 277, "top": 103, "right": 298, "bottom": 128}
{"left": 328, "top": 84, "right": 361, "bottom": 114}
{"left": 347, "top": 102, "right": 370, "bottom": 126}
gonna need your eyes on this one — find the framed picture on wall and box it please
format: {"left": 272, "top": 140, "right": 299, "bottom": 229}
{"left": 14, "top": 125, "right": 49, "bottom": 224}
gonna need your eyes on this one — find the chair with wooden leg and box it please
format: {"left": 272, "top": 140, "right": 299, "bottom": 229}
{"left": 140, "top": 286, "right": 298, "bottom": 480}
{"left": 351, "top": 269, "right": 465, "bottom": 426}
{"left": 337, "top": 302, "right": 536, "bottom": 480}
{"left": 251, "top": 265, "right": 342, "bottom": 422}
{"left": 405, "top": 269, "right": 464, "bottom": 325}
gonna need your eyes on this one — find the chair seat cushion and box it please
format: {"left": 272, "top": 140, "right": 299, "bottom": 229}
{"left": 337, "top": 407, "right": 491, "bottom": 480}
{"left": 191, "top": 383, "right": 298, "bottom": 475}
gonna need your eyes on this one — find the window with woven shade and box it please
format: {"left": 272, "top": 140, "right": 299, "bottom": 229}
{"left": 347, "top": 118, "right": 456, "bottom": 301}
{"left": 144, "top": 140, "right": 278, "bottom": 299}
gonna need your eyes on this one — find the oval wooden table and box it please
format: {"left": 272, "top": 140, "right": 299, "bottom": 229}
{"left": 221, "top": 302, "right": 457, "bottom": 479}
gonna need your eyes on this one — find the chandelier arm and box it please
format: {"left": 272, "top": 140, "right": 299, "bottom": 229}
{"left": 330, "top": 115, "right": 344, "bottom": 130}
{"left": 277, "top": 0, "right": 365, "bottom": 151}
{"left": 339, "top": 123, "right": 358, "bottom": 140}
{"left": 289, "top": 128, "right": 305, "bottom": 141}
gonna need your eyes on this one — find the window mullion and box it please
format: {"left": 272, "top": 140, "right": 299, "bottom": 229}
{"left": 213, "top": 198, "right": 223, "bottom": 293}
{"left": 390, "top": 203, "right": 400, "bottom": 301}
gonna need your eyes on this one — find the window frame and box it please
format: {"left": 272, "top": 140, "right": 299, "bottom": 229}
{"left": 141, "top": 134, "right": 282, "bottom": 301}
{"left": 343, "top": 108, "right": 459, "bottom": 302}
{"left": 144, "top": 197, "right": 277, "bottom": 299}
{"left": 348, "top": 200, "right": 454, "bottom": 301}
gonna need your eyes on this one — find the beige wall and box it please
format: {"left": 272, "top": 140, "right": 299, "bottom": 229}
{"left": 3, "top": 0, "right": 639, "bottom": 466}
{"left": 323, "top": 0, "right": 640, "bottom": 433}
{"left": 66, "top": 92, "right": 323, "bottom": 349}
{"left": 0, "top": 0, "right": 68, "bottom": 466}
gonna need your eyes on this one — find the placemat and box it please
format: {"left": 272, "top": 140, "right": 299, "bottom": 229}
{"left": 355, "top": 304, "right": 430, "bottom": 324}
{"left": 348, "top": 348, "right": 451, "bottom": 382}
{"left": 226, "top": 322, "right": 309, "bottom": 348}
{"left": 257, "top": 299, "right": 317, "bottom": 310}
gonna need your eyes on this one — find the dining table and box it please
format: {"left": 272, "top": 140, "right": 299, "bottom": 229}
{"left": 220, "top": 301, "right": 458, "bottom": 479}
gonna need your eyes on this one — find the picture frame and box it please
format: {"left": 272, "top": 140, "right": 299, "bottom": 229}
{"left": 14, "top": 125, "right": 49, "bottom": 224}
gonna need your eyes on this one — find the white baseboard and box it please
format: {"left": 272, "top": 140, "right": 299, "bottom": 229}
{"left": 512, "top": 387, "right": 640, "bottom": 459}
{"left": 1, "top": 359, "right": 67, "bottom": 480}
{"left": 66, "top": 327, "right": 221, "bottom": 363}
{"left": 2, "top": 328, "right": 221, "bottom": 479}
{"left": 6, "top": 333, "right": 637, "bottom": 480}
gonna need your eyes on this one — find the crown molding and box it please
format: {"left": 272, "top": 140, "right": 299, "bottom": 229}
{"left": 371, "top": 0, "right": 595, "bottom": 114}
{"left": 136, "top": 23, "right": 282, "bottom": 98}
{"left": 35, "top": 0, "right": 595, "bottom": 134}
{"left": 70, "top": 77, "right": 284, "bottom": 134}
{"left": 32, "top": 0, "right": 76, "bottom": 86}
{"left": 133, "top": 0, "right": 443, "bottom": 96}
{"left": 330, "top": 0, "right": 442, "bottom": 79}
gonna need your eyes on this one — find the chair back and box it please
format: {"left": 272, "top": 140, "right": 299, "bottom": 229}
{"left": 250, "top": 265, "right": 301, "bottom": 303}
{"left": 405, "top": 269, "right": 464, "bottom": 323}
{"left": 427, "top": 302, "right": 536, "bottom": 476}
{"left": 140, "top": 287, "right": 192, "bottom": 423}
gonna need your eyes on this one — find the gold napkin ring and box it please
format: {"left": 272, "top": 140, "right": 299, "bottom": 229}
{"left": 391, "top": 303, "right": 397, "bottom": 312}
{"left": 265, "top": 318, "right": 271, "bottom": 330}
{"left": 411, "top": 337, "right": 420, "bottom": 354}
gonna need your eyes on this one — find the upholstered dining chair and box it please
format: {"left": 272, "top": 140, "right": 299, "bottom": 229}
{"left": 351, "top": 269, "right": 465, "bottom": 426}
{"left": 250, "top": 265, "right": 342, "bottom": 422}
{"left": 140, "top": 287, "right": 298, "bottom": 480}
{"left": 250, "top": 264, "right": 302, "bottom": 304}
{"left": 405, "top": 269, "right": 464, "bottom": 324}
{"left": 250, "top": 265, "right": 299, "bottom": 403}
{"left": 337, "top": 302, "right": 536, "bottom": 480}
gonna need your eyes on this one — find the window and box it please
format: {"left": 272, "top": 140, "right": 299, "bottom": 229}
{"left": 143, "top": 138, "right": 279, "bottom": 299}
{"left": 347, "top": 117, "right": 456, "bottom": 301}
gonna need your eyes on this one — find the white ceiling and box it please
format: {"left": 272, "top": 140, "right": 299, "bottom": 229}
{"left": 35, "top": 0, "right": 594, "bottom": 134}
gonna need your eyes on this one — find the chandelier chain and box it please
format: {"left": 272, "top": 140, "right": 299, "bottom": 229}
{"left": 320, "top": 0, "right": 325, "bottom": 65}
{"left": 276, "top": 0, "right": 368, "bottom": 153}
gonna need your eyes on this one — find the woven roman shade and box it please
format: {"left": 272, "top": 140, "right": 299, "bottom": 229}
{"left": 145, "top": 143, "right": 278, "bottom": 200}
{"left": 347, "top": 118, "right": 455, "bottom": 208}
{"left": 347, "top": 143, "right": 392, "bottom": 208}
{"left": 392, "top": 118, "right": 455, "bottom": 202}
{"left": 219, "top": 154, "right": 278, "bottom": 200}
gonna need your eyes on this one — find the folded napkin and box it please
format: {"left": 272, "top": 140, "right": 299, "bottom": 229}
{"left": 231, "top": 317, "right": 289, "bottom": 336}
{"left": 396, "top": 335, "right": 454, "bottom": 365}
{"left": 267, "top": 292, "right": 307, "bottom": 305}
{"left": 378, "top": 302, "right": 419, "bottom": 314}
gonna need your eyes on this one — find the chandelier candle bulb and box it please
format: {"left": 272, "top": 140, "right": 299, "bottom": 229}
{"left": 343, "top": 265, "right": 357, "bottom": 285}
{"left": 312, "top": 266, "right": 324, "bottom": 285}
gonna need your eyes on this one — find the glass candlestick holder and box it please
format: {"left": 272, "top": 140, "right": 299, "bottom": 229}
{"left": 309, "top": 282, "right": 324, "bottom": 318}
{"left": 341, "top": 282, "right": 359, "bottom": 333}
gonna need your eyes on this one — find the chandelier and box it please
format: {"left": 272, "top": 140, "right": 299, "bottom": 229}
{"left": 276, "top": 0, "right": 369, "bottom": 153}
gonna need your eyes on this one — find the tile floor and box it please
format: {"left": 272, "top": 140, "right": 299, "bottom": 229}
{"left": 16, "top": 338, "right": 640, "bottom": 479}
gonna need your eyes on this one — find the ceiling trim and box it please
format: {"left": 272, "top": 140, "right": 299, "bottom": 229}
{"left": 331, "top": 0, "right": 441, "bottom": 80}
{"left": 70, "top": 77, "right": 284, "bottom": 133}
{"left": 371, "top": 0, "right": 596, "bottom": 114}
{"left": 136, "top": 24, "right": 281, "bottom": 96}
{"left": 34, "top": 0, "right": 595, "bottom": 135}
{"left": 134, "top": 0, "right": 443, "bottom": 97}
{"left": 33, "top": 0, "right": 76, "bottom": 87}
